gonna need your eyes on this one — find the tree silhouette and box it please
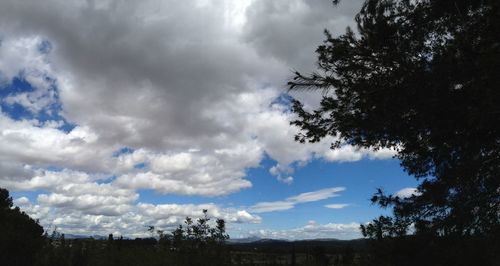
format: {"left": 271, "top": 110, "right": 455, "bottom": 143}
{"left": 289, "top": 0, "right": 500, "bottom": 264}
{"left": 167, "top": 210, "right": 230, "bottom": 265}
{"left": 0, "top": 187, "right": 44, "bottom": 266}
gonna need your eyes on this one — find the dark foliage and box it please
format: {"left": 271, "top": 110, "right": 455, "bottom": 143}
{"left": 0, "top": 187, "right": 45, "bottom": 266}
{"left": 289, "top": 0, "right": 500, "bottom": 264}
{"left": 0, "top": 187, "right": 365, "bottom": 266}
{"left": 0, "top": 190, "right": 234, "bottom": 266}
{"left": 229, "top": 239, "right": 363, "bottom": 265}
{"left": 166, "top": 209, "right": 231, "bottom": 265}
{"left": 34, "top": 209, "right": 231, "bottom": 266}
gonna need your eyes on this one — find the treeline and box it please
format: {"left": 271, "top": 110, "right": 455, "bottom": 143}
{"left": 2, "top": 187, "right": 500, "bottom": 266}
{"left": 230, "top": 240, "right": 362, "bottom": 266}
{"left": 0, "top": 187, "right": 232, "bottom": 266}
{"left": 2, "top": 185, "right": 500, "bottom": 265}
{"left": 36, "top": 224, "right": 230, "bottom": 266}
{"left": 1, "top": 185, "right": 364, "bottom": 266}
{"left": 37, "top": 233, "right": 363, "bottom": 266}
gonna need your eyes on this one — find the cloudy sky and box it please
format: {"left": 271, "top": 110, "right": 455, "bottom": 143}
{"left": 0, "top": 0, "right": 417, "bottom": 240}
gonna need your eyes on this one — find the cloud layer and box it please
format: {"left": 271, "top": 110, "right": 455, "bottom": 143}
{"left": 248, "top": 220, "right": 362, "bottom": 240}
{"left": 0, "top": 0, "right": 386, "bottom": 238}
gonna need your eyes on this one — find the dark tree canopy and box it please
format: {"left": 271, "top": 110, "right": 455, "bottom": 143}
{"left": 0, "top": 187, "right": 45, "bottom": 266}
{"left": 289, "top": 0, "right": 500, "bottom": 238}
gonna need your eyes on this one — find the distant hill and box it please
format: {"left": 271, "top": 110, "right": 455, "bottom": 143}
{"left": 64, "top": 234, "right": 107, "bottom": 240}
{"left": 228, "top": 237, "right": 347, "bottom": 244}
{"left": 228, "top": 237, "right": 368, "bottom": 252}
{"left": 227, "top": 236, "right": 261, "bottom": 243}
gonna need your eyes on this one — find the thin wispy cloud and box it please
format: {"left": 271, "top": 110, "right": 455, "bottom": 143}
{"left": 324, "top": 203, "right": 350, "bottom": 209}
{"left": 251, "top": 187, "right": 345, "bottom": 213}
{"left": 288, "top": 187, "right": 345, "bottom": 203}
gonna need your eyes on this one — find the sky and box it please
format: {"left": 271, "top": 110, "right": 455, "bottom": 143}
{"left": 0, "top": 0, "right": 419, "bottom": 240}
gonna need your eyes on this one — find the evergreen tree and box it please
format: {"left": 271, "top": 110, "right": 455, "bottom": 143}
{"left": 289, "top": 0, "right": 500, "bottom": 263}
{"left": 0, "top": 187, "right": 45, "bottom": 266}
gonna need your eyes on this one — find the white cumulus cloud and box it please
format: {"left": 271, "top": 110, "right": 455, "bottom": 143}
{"left": 394, "top": 187, "right": 421, "bottom": 199}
